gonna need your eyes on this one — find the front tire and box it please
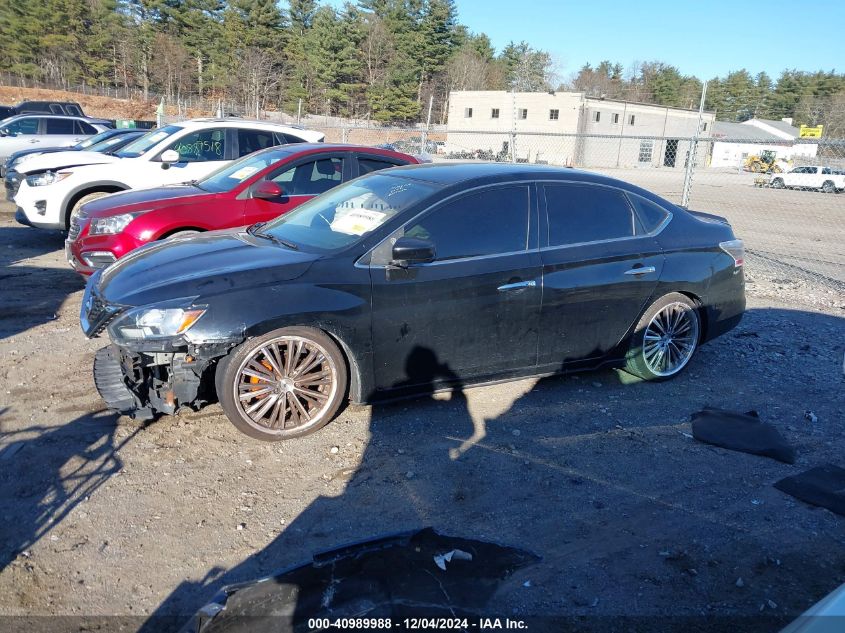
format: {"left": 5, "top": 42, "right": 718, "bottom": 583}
{"left": 821, "top": 180, "right": 835, "bottom": 194}
{"left": 164, "top": 230, "right": 201, "bottom": 240}
{"left": 624, "top": 293, "right": 701, "bottom": 381}
{"left": 216, "top": 327, "right": 348, "bottom": 441}
{"left": 771, "top": 177, "right": 784, "bottom": 189}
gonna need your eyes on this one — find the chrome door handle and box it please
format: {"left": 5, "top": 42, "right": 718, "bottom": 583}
{"left": 497, "top": 280, "right": 537, "bottom": 292}
{"left": 624, "top": 266, "right": 656, "bottom": 276}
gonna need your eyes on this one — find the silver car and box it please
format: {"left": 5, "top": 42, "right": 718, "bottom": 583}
{"left": 0, "top": 114, "right": 112, "bottom": 162}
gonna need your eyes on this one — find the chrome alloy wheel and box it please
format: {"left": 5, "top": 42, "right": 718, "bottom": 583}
{"left": 642, "top": 301, "right": 700, "bottom": 377}
{"left": 233, "top": 336, "right": 338, "bottom": 433}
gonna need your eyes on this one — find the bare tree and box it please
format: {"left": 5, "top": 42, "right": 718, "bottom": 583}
{"left": 795, "top": 93, "right": 845, "bottom": 139}
{"left": 362, "top": 16, "right": 392, "bottom": 89}
{"left": 446, "top": 48, "right": 489, "bottom": 91}
{"left": 151, "top": 33, "right": 194, "bottom": 103}
{"left": 231, "top": 48, "right": 282, "bottom": 118}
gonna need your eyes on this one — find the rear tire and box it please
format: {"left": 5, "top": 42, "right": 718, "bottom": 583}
{"left": 821, "top": 180, "right": 835, "bottom": 194}
{"left": 624, "top": 293, "right": 701, "bottom": 381}
{"left": 216, "top": 327, "right": 348, "bottom": 441}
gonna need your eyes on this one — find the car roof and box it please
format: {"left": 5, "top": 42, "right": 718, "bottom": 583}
{"left": 257, "top": 142, "right": 416, "bottom": 161}
{"left": 376, "top": 162, "right": 681, "bottom": 209}
{"left": 381, "top": 162, "right": 608, "bottom": 185}
{"left": 3, "top": 113, "right": 109, "bottom": 123}
{"left": 177, "top": 118, "right": 318, "bottom": 132}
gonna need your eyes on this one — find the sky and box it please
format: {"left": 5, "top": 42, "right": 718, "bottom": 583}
{"left": 451, "top": 0, "right": 844, "bottom": 82}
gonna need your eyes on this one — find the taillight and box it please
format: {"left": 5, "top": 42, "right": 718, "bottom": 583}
{"left": 720, "top": 239, "right": 745, "bottom": 268}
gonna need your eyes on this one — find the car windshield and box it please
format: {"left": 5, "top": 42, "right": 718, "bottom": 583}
{"left": 261, "top": 173, "right": 438, "bottom": 253}
{"left": 114, "top": 125, "right": 182, "bottom": 158}
{"left": 87, "top": 134, "right": 135, "bottom": 153}
{"left": 74, "top": 130, "right": 118, "bottom": 150}
{"left": 198, "top": 147, "right": 291, "bottom": 193}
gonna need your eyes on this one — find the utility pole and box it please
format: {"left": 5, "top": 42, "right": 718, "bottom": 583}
{"left": 681, "top": 81, "right": 707, "bottom": 208}
{"left": 421, "top": 94, "right": 433, "bottom": 155}
{"left": 510, "top": 88, "right": 517, "bottom": 163}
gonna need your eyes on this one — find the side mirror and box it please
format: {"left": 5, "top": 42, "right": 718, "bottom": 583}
{"left": 390, "top": 236, "right": 435, "bottom": 267}
{"left": 160, "top": 149, "right": 180, "bottom": 169}
{"left": 0, "top": 128, "right": 9, "bottom": 137}
{"left": 253, "top": 180, "right": 284, "bottom": 200}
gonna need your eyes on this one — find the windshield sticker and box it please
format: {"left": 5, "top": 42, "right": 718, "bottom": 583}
{"left": 331, "top": 208, "right": 388, "bottom": 236}
{"left": 229, "top": 166, "right": 259, "bottom": 180}
{"left": 147, "top": 131, "right": 169, "bottom": 144}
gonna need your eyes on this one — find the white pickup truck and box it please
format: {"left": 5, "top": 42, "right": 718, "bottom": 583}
{"left": 770, "top": 166, "right": 845, "bottom": 193}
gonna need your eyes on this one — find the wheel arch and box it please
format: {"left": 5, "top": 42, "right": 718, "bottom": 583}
{"left": 62, "top": 181, "right": 129, "bottom": 229}
{"left": 158, "top": 226, "right": 207, "bottom": 239}
{"left": 676, "top": 290, "right": 708, "bottom": 343}
{"left": 321, "top": 328, "right": 364, "bottom": 405}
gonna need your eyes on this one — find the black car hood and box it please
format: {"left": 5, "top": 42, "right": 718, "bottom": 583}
{"left": 98, "top": 230, "right": 317, "bottom": 306}
{"left": 83, "top": 184, "right": 207, "bottom": 215}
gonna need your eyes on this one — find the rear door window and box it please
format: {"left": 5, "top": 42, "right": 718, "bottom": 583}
{"left": 75, "top": 121, "right": 98, "bottom": 135}
{"left": 268, "top": 157, "right": 344, "bottom": 195}
{"left": 45, "top": 118, "right": 76, "bottom": 134}
{"left": 66, "top": 105, "right": 83, "bottom": 116}
{"left": 358, "top": 157, "right": 402, "bottom": 175}
{"left": 237, "top": 129, "right": 277, "bottom": 157}
{"left": 278, "top": 132, "right": 306, "bottom": 144}
{"left": 405, "top": 186, "right": 529, "bottom": 261}
{"left": 543, "top": 183, "right": 639, "bottom": 246}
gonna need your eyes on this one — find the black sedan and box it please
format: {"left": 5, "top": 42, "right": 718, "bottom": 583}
{"left": 80, "top": 163, "right": 745, "bottom": 441}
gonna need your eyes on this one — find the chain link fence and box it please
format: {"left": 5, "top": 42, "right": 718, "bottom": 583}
{"left": 316, "top": 126, "right": 845, "bottom": 298}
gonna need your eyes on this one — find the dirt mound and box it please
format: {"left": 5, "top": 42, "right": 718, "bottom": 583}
{"left": 0, "top": 86, "right": 207, "bottom": 121}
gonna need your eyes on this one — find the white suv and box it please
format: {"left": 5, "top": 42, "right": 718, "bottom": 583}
{"left": 14, "top": 118, "right": 325, "bottom": 230}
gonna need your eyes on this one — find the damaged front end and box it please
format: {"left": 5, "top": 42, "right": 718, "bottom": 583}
{"left": 82, "top": 276, "right": 239, "bottom": 419}
{"left": 93, "top": 343, "right": 231, "bottom": 419}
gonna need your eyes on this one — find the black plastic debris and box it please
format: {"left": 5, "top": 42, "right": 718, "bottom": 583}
{"left": 187, "top": 528, "right": 539, "bottom": 633}
{"left": 690, "top": 407, "right": 796, "bottom": 464}
{"left": 774, "top": 464, "right": 845, "bottom": 517}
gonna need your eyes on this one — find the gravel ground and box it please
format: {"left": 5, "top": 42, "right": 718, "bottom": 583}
{"left": 0, "top": 205, "right": 843, "bottom": 632}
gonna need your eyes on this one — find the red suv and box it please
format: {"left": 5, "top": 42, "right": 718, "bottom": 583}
{"left": 66, "top": 144, "right": 419, "bottom": 275}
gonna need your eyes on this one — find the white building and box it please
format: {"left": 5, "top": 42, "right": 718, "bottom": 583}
{"left": 445, "top": 91, "right": 715, "bottom": 168}
{"left": 709, "top": 118, "right": 818, "bottom": 169}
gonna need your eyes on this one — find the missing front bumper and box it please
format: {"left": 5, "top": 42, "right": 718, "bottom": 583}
{"left": 93, "top": 344, "right": 222, "bottom": 420}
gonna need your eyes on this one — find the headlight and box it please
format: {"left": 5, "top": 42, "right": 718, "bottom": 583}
{"left": 108, "top": 299, "right": 206, "bottom": 342}
{"left": 89, "top": 212, "right": 143, "bottom": 235}
{"left": 26, "top": 171, "right": 71, "bottom": 187}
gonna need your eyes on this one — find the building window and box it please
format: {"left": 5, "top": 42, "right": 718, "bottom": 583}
{"left": 549, "top": 109, "right": 559, "bottom": 121}
{"left": 612, "top": 113, "right": 619, "bottom": 124}
{"left": 629, "top": 115, "right": 636, "bottom": 125}
{"left": 593, "top": 111, "right": 601, "bottom": 122}
{"left": 491, "top": 108, "right": 499, "bottom": 119}
{"left": 518, "top": 108, "right": 528, "bottom": 120}
{"left": 638, "top": 139, "right": 653, "bottom": 163}
{"left": 464, "top": 107, "right": 473, "bottom": 118}
{"left": 702, "top": 122, "right": 708, "bottom": 131}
